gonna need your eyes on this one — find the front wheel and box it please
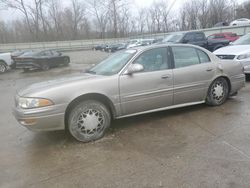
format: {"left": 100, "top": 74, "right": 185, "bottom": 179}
{"left": 206, "top": 77, "right": 229, "bottom": 106}
{"left": 68, "top": 100, "right": 111, "bottom": 142}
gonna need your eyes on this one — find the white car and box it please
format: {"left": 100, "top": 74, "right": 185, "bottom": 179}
{"left": 127, "top": 39, "right": 154, "bottom": 49}
{"left": 213, "top": 33, "right": 250, "bottom": 74}
{"left": 230, "top": 18, "right": 250, "bottom": 26}
{"left": 0, "top": 52, "right": 13, "bottom": 73}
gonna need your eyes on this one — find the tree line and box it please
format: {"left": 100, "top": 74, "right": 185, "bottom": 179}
{"left": 0, "top": 0, "right": 249, "bottom": 43}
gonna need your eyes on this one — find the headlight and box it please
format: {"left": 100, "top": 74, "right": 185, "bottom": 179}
{"left": 18, "top": 97, "right": 53, "bottom": 109}
{"left": 237, "top": 53, "right": 250, "bottom": 60}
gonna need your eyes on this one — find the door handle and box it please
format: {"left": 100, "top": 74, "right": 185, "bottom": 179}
{"left": 161, "top": 75, "right": 170, "bottom": 79}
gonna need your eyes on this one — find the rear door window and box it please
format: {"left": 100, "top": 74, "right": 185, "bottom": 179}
{"left": 195, "top": 33, "right": 205, "bottom": 41}
{"left": 196, "top": 49, "right": 210, "bottom": 63}
{"left": 172, "top": 47, "right": 200, "bottom": 68}
{"left": 184, "top": 33, "right": 195, "bottom": 42}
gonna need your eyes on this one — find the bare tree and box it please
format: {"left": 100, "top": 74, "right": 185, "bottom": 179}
{"left": 87, "top": 0, "right": 109, "bottom": 38}
{"left": 47, "top": 0, "right": 63, "bottom": 40}
{"left": 2, "top": 0, "right": 34, "bottom": 38}
{"left": 236, "top": 0, "right": 250, "bottom": 19}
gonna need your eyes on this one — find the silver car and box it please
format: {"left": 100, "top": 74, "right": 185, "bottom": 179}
{"left": 214, "top": 33, "right": 250, "bottom": 74}
{"left": 13, "top": 44, "right": 245, "bottom": 142}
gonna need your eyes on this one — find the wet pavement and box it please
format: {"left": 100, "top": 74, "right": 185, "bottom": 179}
{"left": 1, "top": 51, "right": 250, "bottom": 188}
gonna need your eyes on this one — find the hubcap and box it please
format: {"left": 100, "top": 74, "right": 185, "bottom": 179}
{"left": 212, "top": 82, "right": 224, "bottom": 100}
{"left": 75, "top": 109, "right": 104, "bottom": 136}
{"left": 0, "top": 64, "right": 6, "bottom": 73}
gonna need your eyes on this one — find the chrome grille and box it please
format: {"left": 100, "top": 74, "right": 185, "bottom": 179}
{"left": 216, "top": 55, "right": 235, "bottom": 60}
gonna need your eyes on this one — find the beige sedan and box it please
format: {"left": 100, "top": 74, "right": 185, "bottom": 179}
{"left": 13, "top": 44, "right": 245, "bottom": 142}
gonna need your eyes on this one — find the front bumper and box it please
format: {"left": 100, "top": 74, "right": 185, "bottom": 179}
{"left": 13, "top": 104, "right": 67, "bottom": 131}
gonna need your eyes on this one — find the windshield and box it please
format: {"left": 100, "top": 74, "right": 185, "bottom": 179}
{"left": 232, "top": 34, "right": 250, "bottom": 45}
{"left": 20, "top": 50, "right": 41, "bottom": 57}
{"left": 88, "top": 50, "right": 136, "bottom": 76}
{"left": 163, "top": 34, "right": 183, "bottom": 43}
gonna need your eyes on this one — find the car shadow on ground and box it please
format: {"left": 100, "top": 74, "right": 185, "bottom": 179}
{"left": 30, "top": 103, "right": 208, "bottom": 147}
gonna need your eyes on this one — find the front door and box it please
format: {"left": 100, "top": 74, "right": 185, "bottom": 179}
{"left": 119, "top": 47, "right": 174, "bottom": 116}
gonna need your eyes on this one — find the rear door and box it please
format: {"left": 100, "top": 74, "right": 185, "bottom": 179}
{"left": 119, "top": 47, "right": 174, "bottom": 116}
{"left": 50, "top": 50, "right": 62, "bottom": 65}
{"left": 170, "top": 46, "right": 216, "bottom": 105}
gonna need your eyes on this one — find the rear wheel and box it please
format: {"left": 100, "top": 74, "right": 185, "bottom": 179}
{"left": 68, "top": 100, "right": 111, "bottom": 142}
{"left": 206, "top": 77, "right": 229, "bottom": 106}
{"left": 41, "top": 63, "right": 50, "bottom": 71}
{"left": 23, "top": 68, "right": 30, "bottom": 72}
{"left": 0, "top": 61, "right": 7, "bottom": 73}
{"left": 63, "top": 57, "right": 70, "bottom": 66}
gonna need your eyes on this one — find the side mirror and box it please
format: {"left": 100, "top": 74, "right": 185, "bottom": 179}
{"left": 126, "top": 63, "right": 144, "bottom": 75}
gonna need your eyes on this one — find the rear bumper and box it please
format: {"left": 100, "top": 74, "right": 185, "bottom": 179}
{"left": 16, "top": 62, "right": 41, "bottom": 69}
{"left": 230, "top": 74, "right": 246, "bottom": 94}
{"left": 12, "top": 104, "right": 67, "bottom": 131}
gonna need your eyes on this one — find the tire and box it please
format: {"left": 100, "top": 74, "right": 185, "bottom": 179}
{"left": 206, "top": 77, "right": 229, "bottom": 106}
{"left": 23, "top": 68, "right": 30, "bottom": 72}
{"left": 68, "top": 100, "right": 111, "bottom": 142}
{"left": 0, "top": 61, "right": 7, "bottom": 73}
{"left": 63, "top": 57, "right": 70, "bottom": 66}
{"left": 41, "top": 63, "right": 50, "bottom": 71}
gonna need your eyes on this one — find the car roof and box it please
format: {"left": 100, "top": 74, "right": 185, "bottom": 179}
{"left": 132, "top": 43, "right": 208, "bottom": 52}
{"left": 210, "top": 32, "right": 234, "bottom": 35}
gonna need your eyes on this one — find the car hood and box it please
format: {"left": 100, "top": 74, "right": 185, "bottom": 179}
{"left": 18, "top": 73, "right": 101, "bottom": 97}
{"left": 0, "top": 52, "right": 11, "bottom": 57}
{"left": 213, "top": 45, "right": 250, "bottom": 55}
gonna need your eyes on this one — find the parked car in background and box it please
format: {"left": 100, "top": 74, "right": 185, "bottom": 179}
{"left": 230, "top": 18, "right": 250, "bottom": 26}
{"left": 213, "top": 22, "right": 229, "bottom": 27}
{"left": 13, "top": 44, "right": 245, "bottom": 142}
{"left": 0, "top": 52, "right": 14, "bottom": 73}
{"left": 232, "top": 33, "right": 250, "bottom": 45}
{"left": 15, "top": 49, "right": 70, "bottom": 71}
{"left": 116, "top": 43, "right": 128, "bottom": 51}
{"left": 11, "top": 50, "right": 34, "bottom": 68}
{"left": 208, "top": 32, "right": 239, "bottom": 42}
{"left": 92, "top": 44, "right": 108, "bottom": 51}
{"left": 105, "top": 43, "right": 127, "bottom": 53}
{"left": 214, "top": 33, "right": 250, "bottom": 75}
{"left": 161, "top": 31, "right": 230, "bottom": 51}
{"left": 127, "top": 39, "right": 154, "bottom": 49}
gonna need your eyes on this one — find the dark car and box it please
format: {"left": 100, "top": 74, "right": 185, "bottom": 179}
{"left": 213, "top": 22, "right": 229, "bottom": 27}
{"left": 11, "top": 50, "right": 34, "bottom": 68}
{"left": 15, "top": 50, "right": 70, "bottom": 71}
{"left": 105, "top": 43, "right": 127, "bottom": 53}
{"left": 161, "top": 31, "right": 230, "bottom": 51}
{"left": 92, "top": 44, "right": 108, "bottom": 51}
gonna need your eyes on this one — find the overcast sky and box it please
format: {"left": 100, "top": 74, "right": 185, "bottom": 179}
{"left": 0, "top": 0, "right": 248, "bottom": 22}
{"left": 135, "top": 0, "right": 180, "bottom": 7}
